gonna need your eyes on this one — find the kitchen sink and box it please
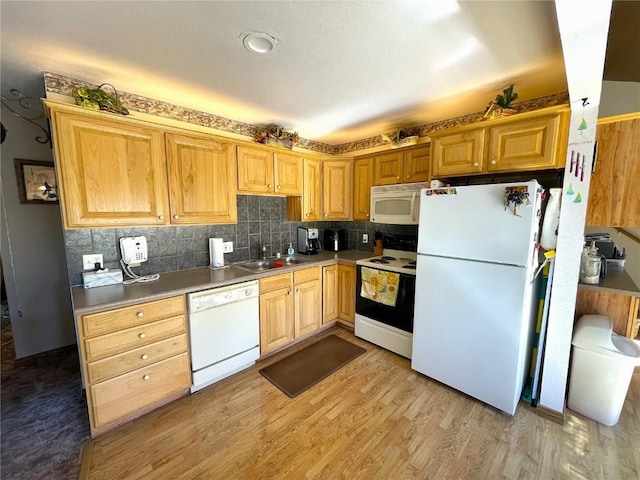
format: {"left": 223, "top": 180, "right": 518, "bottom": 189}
{"left": 235, "top": 256, "right": 312, "bottom": 272}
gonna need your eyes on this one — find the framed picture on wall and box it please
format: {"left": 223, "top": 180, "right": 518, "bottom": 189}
{"left": 14, "top": 159, "right": 59, "bottom": 204}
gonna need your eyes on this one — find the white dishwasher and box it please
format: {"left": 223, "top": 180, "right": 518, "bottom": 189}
{"left": 187, "top": 280, "right": 260, "bottom": 393}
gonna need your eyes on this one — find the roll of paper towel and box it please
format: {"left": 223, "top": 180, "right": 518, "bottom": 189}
{"left": 430, "top": 179, "right": 446, "bottom": 188}
{"left": 209, "top": 238, "right": 224, "bottom": 267}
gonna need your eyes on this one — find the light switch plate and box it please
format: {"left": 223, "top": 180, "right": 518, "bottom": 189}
{"left": 223, "top": 241, "right": 233, "bottom": 253}
{"left": 362, "top": 234, "right": 369, "bottom": 244}
{"left": 82, "top": 254, "right": 104, "bottom": 270}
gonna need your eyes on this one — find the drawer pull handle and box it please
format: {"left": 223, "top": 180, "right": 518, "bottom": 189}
{"left": 136, "top": 312, "right": 144, "bottom": 318}
{"left": 141, "top": 354, "right": 148, "bottom": 360}
{"left": 139, "top": 333, "right": 146, "bottom": 339}
{"left": 473, "top": 162, "right": 479, "bottom": 167}
{"left": 143, "top": 374, "right": 150, "bottom": 381}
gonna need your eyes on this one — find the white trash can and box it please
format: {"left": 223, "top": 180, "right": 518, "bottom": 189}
{"left": 567, "top": 315, "right": 640, "bottom": 426}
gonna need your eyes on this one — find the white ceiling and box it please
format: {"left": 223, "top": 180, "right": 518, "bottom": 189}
{"left": 1, "top": 1, "right": 568, "bottom": 145}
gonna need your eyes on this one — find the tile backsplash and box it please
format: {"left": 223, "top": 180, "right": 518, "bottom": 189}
{"left": 64, "top": 195, "right": 417, "bottom": 286}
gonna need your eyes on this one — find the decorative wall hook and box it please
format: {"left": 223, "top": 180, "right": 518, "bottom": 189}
{"left": 0, "top": 89, "right": 51, "bottom": 145}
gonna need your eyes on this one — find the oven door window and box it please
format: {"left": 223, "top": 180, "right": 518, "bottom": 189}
{"left": 356, "top": 266, "right": 415, "bottom": 332}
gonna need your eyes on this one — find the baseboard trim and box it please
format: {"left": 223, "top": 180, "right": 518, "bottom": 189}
{"left": 535, "top": 404, "right": 565, "bottom": 424}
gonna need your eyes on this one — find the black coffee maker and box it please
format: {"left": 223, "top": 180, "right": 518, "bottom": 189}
{"left": 297, "top": 227, "right": 320, "bottom": 255}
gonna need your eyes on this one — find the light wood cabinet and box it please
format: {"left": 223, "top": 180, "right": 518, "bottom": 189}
{"left": 77, "top": 295, "right": 190, "bottom": 437}
{"left": 48, "top": 106, "right": 168, "bottom": 228}
{"left": 353, "top": 158, "right": 373, "bottom": 221}
{"left": 322, "top": 159, "right": 352, "bottom": 220}
{"left": 45, "top": 101, "right": 238, "bottom": 228}
{"left": 575, "top": 290, "right": 640, "bottom": 338}
{"left": 372, "top": 145, "right": 430, "bottom": 185}
{"left": 337, "top": 264, "right": 356, "bottom": 327}
{"left": 431, "top": 106, "right": 569, "bottom": 178}
{"left": 322, "top": 265, "right": 338, "bottom": 324}
{"left": 286, "top": 158, "right": 322, "bottom": 221}
{"left": 237, "top": 145, "right": 302, "bottom": 195}
{"left": 585, "top": 114, "right": 640, "bottom": 227}
{"left": 259, "top": 267, "right": 321, "bottom": 354}
{"left": 165, "top": 133, "right": 238, "bottom": 224}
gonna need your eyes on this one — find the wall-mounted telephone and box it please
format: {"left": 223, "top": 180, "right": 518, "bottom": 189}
{"left": 120, "top": 236, "right": 148, "bottom": 265}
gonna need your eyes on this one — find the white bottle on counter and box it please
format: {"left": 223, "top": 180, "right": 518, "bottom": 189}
{"left": 287, "top": 243, "right": 295, "bottom": 256}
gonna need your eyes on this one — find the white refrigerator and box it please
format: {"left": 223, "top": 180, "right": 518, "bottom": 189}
{"left": 411, "top": 180, "right": 542, "bottom": 415}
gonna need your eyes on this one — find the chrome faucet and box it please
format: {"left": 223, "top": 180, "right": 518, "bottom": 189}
{"left": 261, "top": 244, "right": 270, "bottom": 260}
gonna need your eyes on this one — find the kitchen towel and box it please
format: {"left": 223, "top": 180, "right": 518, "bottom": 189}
{"left": 360, "top": 266, "right": 399, "bottom": 307}
{"left": 209, "top": 238, "right": 224, "bottom": 267}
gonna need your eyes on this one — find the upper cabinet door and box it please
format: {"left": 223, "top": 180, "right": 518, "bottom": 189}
{"left": 323, "top": 160, "right": 352, "bottom": 220}
{"left": 403, "top": 145, "right": 430, "bottom": 183}
{"left": 373, "top": 152, "right": 403, "bottom": 185}
{"left": 302, "top": 158, "right": 322, "bottom": 221}
{"left": 586, "top": 115, "right": 640, "bottom": 227}
{"left": 237, "top": 146, "right": 274, "bottom": 193}
{"left": 353, "top": 157, "right": 372, "bottom": 221}
{"left": 165, "top": 133, "right": 237, "bottom": 224}
{"left": 488, "top": 115, "right": 563, "bottom": 172}
{"left": 431, "top": 130, "right": 485, "bottom": 177}
{"left": 274, "top": 152, "right": 303, "bottom": 195}
{"left": 50, "top": 110, "right": 168, "bottom": 228}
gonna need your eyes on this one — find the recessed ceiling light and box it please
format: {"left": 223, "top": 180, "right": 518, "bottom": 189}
{"left": 241, "top": 31, "right": 279, "bottom": 55}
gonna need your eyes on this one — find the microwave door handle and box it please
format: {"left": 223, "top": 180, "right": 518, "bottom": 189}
{"left": 410, "top": 192, "right": 417, "bottom": 222}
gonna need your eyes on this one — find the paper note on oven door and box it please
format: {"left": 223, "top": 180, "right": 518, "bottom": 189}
{"left": 360, "top": 266, "right": 399, "bottom": 307}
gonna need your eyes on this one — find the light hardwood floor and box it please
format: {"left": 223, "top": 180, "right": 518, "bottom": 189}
{"left": 80, "top": 326, "right": 640, "bottom": 480}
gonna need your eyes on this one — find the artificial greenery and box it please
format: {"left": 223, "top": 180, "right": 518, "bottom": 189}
{"left": 494, "top": 84, "right": 519, "bottom": 108}
{"left": 72, "top": 84, "right": 129, "bottom": 115}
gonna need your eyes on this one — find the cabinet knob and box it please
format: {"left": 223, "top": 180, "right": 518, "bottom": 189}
{"left": 473, "top": 162, "right": 479, "bottom": 167}
{"left": 490, "top": 160, "right": 497, "bottom": 165}
{"left": 141, "top": 354, "right": 148, "bottom": 360}
{"left": 268, "top": 184, "right": 273, "bottom": 189}
{"left": 296, "top": 288, "right": 301, "bottom": 293}
{"left": 173, "top": 215, "right": 179, "bottom": 220}
{"left": 139, "top": 333, "right": 146, "bottom": 339}
{"left": 287, "top": 290, "right": 292, "bottom": 295}
{"left": 366, "top": 213, "right": 369, "bottom": 217}
{"left": 397, "top": 176, "right": 400, "bottom": 180}
{"left": 276, "top": 185, "right": 281, "bottom": 189}
{"left": 143, "top": 374, "right": 150, "bottom": 381}
{"left": 324, "top": 214, "right": 328, "bottom": 217}
{"left": 158, "top": 215, "right": 164, "bottom": 220}
{"left": 136, "top": 311, "right": 144, "bottom": 318}
{"left": 406, "top": 175, "right": 410, "bottom": 179}
{"left": 305, "top": 213, "right": 309, "bottom": 217}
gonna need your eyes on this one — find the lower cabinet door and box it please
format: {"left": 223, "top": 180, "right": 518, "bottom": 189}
{"left": 295, "top": 279, "right": 321, "bottom": 337}
{"left": 90, "top": 352, "right": 190, "bottom": 428}
{"left": 259, "top": 288, "right": 295, "bottom": 354}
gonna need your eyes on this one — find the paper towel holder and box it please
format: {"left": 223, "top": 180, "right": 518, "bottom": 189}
{"left": 209, "top": 237, "right": 228, "bottom": 269}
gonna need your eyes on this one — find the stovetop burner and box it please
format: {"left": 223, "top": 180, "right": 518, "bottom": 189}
{"left": 370, "top": 258, "right": 390, "bottom": 264}
{"left": 381, "top": 256, "right": 396, "bottom": 261}
{"left": 403, "top": 265, "right": 416, "bottom": 270}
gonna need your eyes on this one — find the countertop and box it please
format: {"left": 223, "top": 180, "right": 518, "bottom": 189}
{"left": 72, "top": 250, "right": 372, "bottom": 314}
{"left": 578, "top": 266, "right": 640, "bottom": 297}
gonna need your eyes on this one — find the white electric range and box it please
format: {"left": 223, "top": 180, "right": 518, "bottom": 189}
{"left": 354, "top": 234, "right": 418, "bottom": 359}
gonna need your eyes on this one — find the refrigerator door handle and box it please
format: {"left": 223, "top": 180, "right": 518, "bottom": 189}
{"left": 410, "top": 192, "right": 417, "bottom": 222}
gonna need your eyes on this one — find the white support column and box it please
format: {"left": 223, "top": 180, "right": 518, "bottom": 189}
{"left": 538, "top": 0, "right": 613, "bottom": 413}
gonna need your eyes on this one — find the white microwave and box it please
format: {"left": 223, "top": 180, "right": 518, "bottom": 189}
{"left": 369, "top": 182, "right": 426, "bottom": 225}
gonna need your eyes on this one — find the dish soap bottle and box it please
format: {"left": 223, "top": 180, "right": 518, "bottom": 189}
{"left": 287, "top": 243, "right": 295, "bottom": 256}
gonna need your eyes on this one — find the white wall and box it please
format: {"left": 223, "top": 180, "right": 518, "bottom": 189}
{"left": 599, "top": 81, "right": 640, "bottom": 117}
{"left": 538, "top": 0, "right": 612, "bottom": 413}
{"left": 0, "top": 82, "right": 75, "bottom": 358}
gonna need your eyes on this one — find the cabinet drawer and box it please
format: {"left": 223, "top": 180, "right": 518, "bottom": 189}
{"left": 260, "top": 273, "right": 292, "bottom": 294}
{"left": 87, "top": 334, "right": 188, "bottom": 384}
{"left": 90, "top": 352, "right": 191, "bottom": 429}
{"left": 84, "top": 315, "right": 186, "bottom": 362}
{"left": 82, "top": 296, "right": 185, "bottom": 338}
{"left": 294, "top": 266, "right": 320, "bottom": 284}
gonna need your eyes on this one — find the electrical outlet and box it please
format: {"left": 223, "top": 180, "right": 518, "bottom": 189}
{"left": 223, "top": 241, "right": 233, "bottom": 253}
{"left": 362, "top": 233, "right": 369, "bottom": 244}
{"left": 82, "top": 254, "right": 104, "bottom": 271}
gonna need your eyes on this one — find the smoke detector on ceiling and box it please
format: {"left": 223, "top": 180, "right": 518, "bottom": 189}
{"left": 241, "top": 31, "right": 279, "bottom": 55}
